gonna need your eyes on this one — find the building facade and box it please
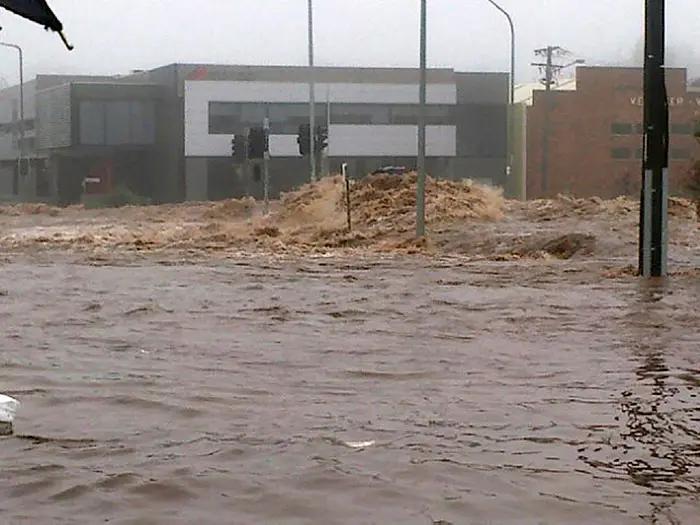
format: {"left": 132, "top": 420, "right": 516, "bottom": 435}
{"left": 0, "top": 74, "right": 121, "bottom": 201}
{"left": 0, "top": 64, "right": 509, "bottom": 205}
{"left": 181, "top": 66, "right": 508, "bottom": 201}
{"left": 0, "top": 74, "right": 163, "bottom": 205}
{"left": 525, "top": 66, "right": 700, "bottom": 199}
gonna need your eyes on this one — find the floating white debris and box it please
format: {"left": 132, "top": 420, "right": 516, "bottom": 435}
{"left": 0, "top": 394, "right": 19, "bottom": 436}
{"left": 344, "top": 440, "right": 375, "bottom": 449}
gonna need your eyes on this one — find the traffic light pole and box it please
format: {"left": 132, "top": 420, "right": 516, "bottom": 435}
{"left": 639, "top": 0, "right": 669, "bottom": 278}
{"left": 263, "top": 117, "right": 270, "bottom": 215}
{"left": 243, "top": 127, "right": 250, "bottom": 197}
{"left": 416, "top": 0, "right": 427, "bottom": 238}
{"left": 325, "top": 87, "right": 331, "bottom": 178}
{"left": 307, "top": 0, "right": 317, "bottom": 183}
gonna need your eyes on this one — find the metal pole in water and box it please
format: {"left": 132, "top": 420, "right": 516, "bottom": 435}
{"left": 325, "top": 85, "right": 331, "bottom": 178}
{"left": 243, "top": 127, "right": 250, "bottom": 198}
{"left": 18, "top": 45, "right": 24, "bottom": 179}
{"left": 342, "top": 162, "right": 351, "bottom": 232}
{"left": 639, "top": 0, "right": 668, "bottom": 277}
{"left": 485, "top": 0, "right": 515, "bottom": 193}
{"left": 416, "top": 0, "right": 427, "bottom": 238}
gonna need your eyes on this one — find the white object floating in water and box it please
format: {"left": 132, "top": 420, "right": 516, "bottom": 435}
{"left": 0, "top": 394, "right": 20, "bottom": 436}
{"left": 344, "top": 440, "right": 375, "bottom": 449}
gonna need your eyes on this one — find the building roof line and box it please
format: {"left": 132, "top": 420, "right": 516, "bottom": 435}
{"left": 163, "top": 62, "right": 457, "bottom": 73}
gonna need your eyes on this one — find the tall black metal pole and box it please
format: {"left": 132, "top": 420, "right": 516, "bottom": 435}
{"left": 639, "top": 0, "right": 669, "bottom": 277}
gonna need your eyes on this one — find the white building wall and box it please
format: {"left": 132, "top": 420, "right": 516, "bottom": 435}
{"left": 184, "top": 80, "right": 457, "bottom": 158}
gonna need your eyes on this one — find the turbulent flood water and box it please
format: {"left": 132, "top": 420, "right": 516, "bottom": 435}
{"left": 0, "top": 253, "right": 698, "bottom": 524}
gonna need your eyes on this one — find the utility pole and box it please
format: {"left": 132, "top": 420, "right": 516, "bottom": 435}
{"left": 532, "top": 46, "right": 584, "bottom": 196}
{"left": 639, "top": 0, "right": 669, "bottom": 277}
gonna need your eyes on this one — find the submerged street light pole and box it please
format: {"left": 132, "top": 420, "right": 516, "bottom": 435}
{"left": 639, "top": 0, "right": 669, "bottom": 277}
{"left": 416, "top": 0, "right": 427, "bottom": 238}
{"left": 484, "top": 0, "right": 515, "bottom": 192}
{"left": 0, "top": 42, "right": 24, "bottom": 184}
{"left": 308, "top": 0, "right": 317, "bottom": 182}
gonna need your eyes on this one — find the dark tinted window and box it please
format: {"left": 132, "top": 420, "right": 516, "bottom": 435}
{"left": 130, "top": 101, "right": 156, "bottom": 145}
{"left": 209, "top": 102, "right": 328, "bottom": 135}
{"left": 105, "top": 101, "right": 131, "bottom": 145}
{"left": 611, "top": 123, "right": 634, "bottom": 135}
{"left": 611, "top": 148, "right": 632, "bottom": 159}
{"left": 671, "top": 149, "right": 690, "bottom": 159}
{"left": 79, "top": 101, "right": 106, "bottom": 145}
{"left": 79, "top": 100, "right": 157, "bottom": 146}
{"left": 670, "top": 123, "right": 692, "bottom": 135}
{"left": 208, "top": 102, "right": 454, "bottom": 134}
{"left": 454, "top": 104, "right": 506, "bottom": 158}
{"left": 331, "top": 104, "right": 390, "bottom": 125}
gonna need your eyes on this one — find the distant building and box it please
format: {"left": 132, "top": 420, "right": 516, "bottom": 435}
{"left": 0, "top": 64, "right": 509, "bottom": 205}
{"left": 524, "top": 66, "right": 700, "bottom": 199}
{"left": 0, "top": 74, "right": 118, "bottom": 201}
{"left": 514, "top": 77, "right": 577, "bottom": 106}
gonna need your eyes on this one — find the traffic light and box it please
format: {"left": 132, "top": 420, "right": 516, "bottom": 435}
{"left": 297, "top": 123, "right": 311, "bottom": 156}
{"left": 315, "top": 125, "right": 328, "bottom": 154}
{"left": 248, "top": 127, "right": 268, "bottom": 160}
{"left": 231, "top": 134, "right": 245, "bottom": 162}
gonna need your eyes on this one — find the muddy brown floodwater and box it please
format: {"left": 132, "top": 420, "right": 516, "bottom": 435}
{"left": 0, "top": 176, "right": 699, "bottom": 524}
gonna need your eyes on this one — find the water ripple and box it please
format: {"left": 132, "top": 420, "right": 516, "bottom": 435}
{"left": 0, "top": 256, "right": 698, "bottom": 524}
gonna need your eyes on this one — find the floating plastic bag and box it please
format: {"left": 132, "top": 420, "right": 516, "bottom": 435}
{"left": 343, "top": 440, "right": 375, "bottom": 449}
{"left": 0, "top": 394, "right": 19, "bottom": 436}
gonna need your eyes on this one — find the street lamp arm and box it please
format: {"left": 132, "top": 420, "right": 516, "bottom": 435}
{"left": 0, "top": 41, "right": 24, "bottom": 182}
{"left": 484, "top": 0, "right": 515, "bottom": 104}
{"left": 486, "top": 0, "right": 514, "bottom": 35}
{"left": 0, "top": 42, "right": 20, "bottom": 52}
{"left": 0, "top": 42, "right": 24, "bottom": 118}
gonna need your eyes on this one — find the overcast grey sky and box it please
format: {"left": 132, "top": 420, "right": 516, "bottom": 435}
{"left": 0, "top": 0, "right": 698, "bottom": 85}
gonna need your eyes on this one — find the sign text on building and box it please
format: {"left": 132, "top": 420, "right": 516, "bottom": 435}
{"left": 630, "top": 96, "right": 700, "bottom": 107}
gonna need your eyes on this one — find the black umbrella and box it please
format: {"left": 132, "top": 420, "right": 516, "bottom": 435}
{"left": 0, "top": 0, "right": 73, "bottom": 49}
